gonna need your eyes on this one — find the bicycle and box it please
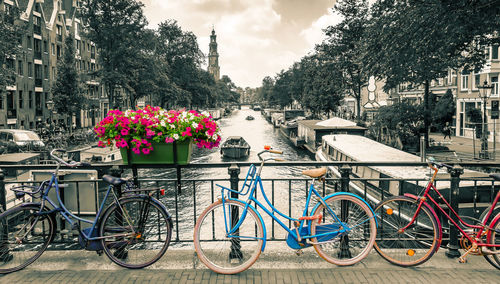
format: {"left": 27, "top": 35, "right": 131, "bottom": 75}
{"left": 193, "top": 146, "right": 378, "bottom": 274}
{"left": 373, "top": 161, "right": 500, "bottom": 268}
{"left": 0, "top": 149, "right": 172, "bottom": 274}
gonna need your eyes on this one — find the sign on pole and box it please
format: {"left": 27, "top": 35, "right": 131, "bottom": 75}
{"left": 492, "top": 100, "right": 499, "bottom": 119}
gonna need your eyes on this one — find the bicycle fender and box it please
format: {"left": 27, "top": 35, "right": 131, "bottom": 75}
{"left": 311, "top": 192, "right": 379, "bottom": 227}
{"left": 226, "top": 197, "right": 267, "bottom": 251}
{"left": 403, "top": 193, "right": 443, "bottom": 252}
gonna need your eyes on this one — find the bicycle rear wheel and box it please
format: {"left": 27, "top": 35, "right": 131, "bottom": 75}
{"left": 486, "top": 212, "right": 500, "bottom": 269}
{"left": 194, "top": 199, "right": 264, "bottom": 274}
{"left": 374, "top": 196, "right": 439, "bottom": 267}
{"left": 310, "top": 194, "right": 377, "bottom": 266}
{"left": 99, "top": 196, "right": 172, "bottom": 269}
{"left": 0, "top": 204, "right": 55, "bottom": 274}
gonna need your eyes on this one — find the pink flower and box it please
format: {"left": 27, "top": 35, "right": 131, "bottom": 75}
{"left": 182, "top": 127, "right": 192, "bottom": 137}
{"left": 121, "top": 128, "right": 129, "bottom": 136}
{"left": 97, "top": 140, "right": 105, "bottom": 147}
{"left": 142, "top": 148, "right": 151, "bottom": 154}
{"left": 165, "top": 137, "right": 174, "bottom": 143}
{"left": 132, "top": 147, "right": 141, "bottom": 154}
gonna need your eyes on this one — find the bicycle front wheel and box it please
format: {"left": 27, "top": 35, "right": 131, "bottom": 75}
{"left": 486, "top": 212, "right": 500, "bottom": 269}
{"left": 0, "top": 205, "right": 55, "bottom": 274}
{"left": 99, "top": 196, "right": 172, "bottom": 269}
{"left": 374, "top": 196, "right": 439, "bottom": 267}
{"left": 310, "top": 194, "right": 377, "bottom": 266}
{"left": 194, "top": 199, "right": 264, "bottom": 274}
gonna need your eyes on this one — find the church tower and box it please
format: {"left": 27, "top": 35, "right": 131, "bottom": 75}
{"left": 208, "top": 28, "right": 220, "bottom": 80}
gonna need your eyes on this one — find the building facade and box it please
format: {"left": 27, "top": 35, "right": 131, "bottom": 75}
{"left": 208, "top": 28, "right": 220, "bottom": 81}
{"left": 0, "top": 0, "right": 105, "bottom": 130}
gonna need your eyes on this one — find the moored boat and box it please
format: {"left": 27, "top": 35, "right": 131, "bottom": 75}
{"left": 246, "top": 115, "right": 255, "bottom": 120}
{"left": 220, "top": 136, "right": 251, "bottom": 159}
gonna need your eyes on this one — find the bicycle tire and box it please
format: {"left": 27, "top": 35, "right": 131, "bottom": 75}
{"left": 99, "top": 196, "right": 172, "bottom": 269}
{"left": 310, "top": 194, "right": 377, "bottom": 266}
{"left": 0, "top": 204, "right": 56, "bottom": 274}
{"left": 486, "top": 212, "right": 500, "bottom": 269}
{"left": 373, "top": 196, "right": 439, "bottom": 267}
{"left": 194, "top": 199, "right": 264, "bottom": 274}
{"left": 481, "top": 206, "right": 500, "bottom": 269}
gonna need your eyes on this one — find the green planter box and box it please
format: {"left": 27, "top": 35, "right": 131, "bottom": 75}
{"left": 120, "top": 140, "right": 193, "bottom": 165}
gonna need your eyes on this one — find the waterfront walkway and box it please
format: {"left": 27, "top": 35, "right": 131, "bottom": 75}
{"left": 429, "top": 132, "right": 500, "bottom": 161}
{"left": 2, "top": 245, "right": 499, "bottom": 283}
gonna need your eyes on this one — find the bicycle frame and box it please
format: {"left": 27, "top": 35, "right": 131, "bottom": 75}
{"left": 403, "top": 166, "right": 500, "bottom": 248}
{"left": 35, "top": 173, "right": 134, "bottom": 242}
{"left": 218, "top": 168, "right": 376, "bottom": 251}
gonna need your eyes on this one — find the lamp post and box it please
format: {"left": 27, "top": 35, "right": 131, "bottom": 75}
{"left": 46, "top": 99, "right": 54, "bottom": 125}
{"left": 477, "top": 80, "right": 494, "bottom": 159}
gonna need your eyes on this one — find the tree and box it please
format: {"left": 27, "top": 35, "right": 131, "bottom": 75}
{"left": 52, "top": 34, "right": 84, "bottom": 131}
{"left": 81, "top": 0, "right": 148, "bottom": 108}
{"left": 0, "top": 4, "right": 24, "bottom": 91}
{"left": 320, "top": 0, "right": 370, "bottom": 120}
{"left": 364, "top": 0, "right": 500, "bottom": 148}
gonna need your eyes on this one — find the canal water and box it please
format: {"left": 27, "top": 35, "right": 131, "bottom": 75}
{"left": 135, "top": 107, "right": 318, "bottom": 244}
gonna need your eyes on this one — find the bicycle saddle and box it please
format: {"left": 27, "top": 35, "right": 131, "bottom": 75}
{"left": 302, "top": 168, "right": 327, "bottom": 178}
{"left": 102, "top": 175, "right": 128, "bottom": 186}
{"left": 490, "top": 174, "right": 500, "bottom": 181}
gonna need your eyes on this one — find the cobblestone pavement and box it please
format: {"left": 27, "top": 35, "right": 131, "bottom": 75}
{"left": 1, "top": 248, "right": 499, "bottom": 283}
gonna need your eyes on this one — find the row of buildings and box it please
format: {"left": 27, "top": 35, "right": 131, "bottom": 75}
{"left": 353, "top": 45, "right": 500, "bottom": 141}
{"left": 0, "top": 0, "right": 115, "bottom": 130}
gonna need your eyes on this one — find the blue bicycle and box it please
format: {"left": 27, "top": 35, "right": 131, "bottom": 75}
{"left": 193, "top": 147, "right": 377, "bottom": 274}
{"left": 0, "top": 149, "right": 172, "bottom": 273}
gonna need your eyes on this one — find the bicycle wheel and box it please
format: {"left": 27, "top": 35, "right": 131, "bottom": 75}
{"left": 310, "top": 194, "right": 377, "bottom": 266}
{"left": 194, "top": 199, "right": 264, "bottom": 274}
{"left": 0, "top": 204, "right": 55, "bottom": 274}
{"left": 99, "top": 196, "right": 172, "bottom": 269}
{"left": 373, "top": 196, "right": 439, "bottom": 266}
{"left": 486, "top": 212, "right": 500, "bottom": 269}
{"left": 481, "top": 206, "right": 500, "bottom": 269}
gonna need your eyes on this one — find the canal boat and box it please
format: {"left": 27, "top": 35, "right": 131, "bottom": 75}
{"left": 246, "top": 115, "right": 255, "bottom": 120}
{"left": 279, "top": 117, "right": 306, "bottom": 147}
{"left": 316, "top": 134, "right": 492, "bottom": 220}
{"left": 79, "top": 146, "right": 122, "bottom": 164}
{"left": 220, "top": 136, "right": 251, "bottom": 159}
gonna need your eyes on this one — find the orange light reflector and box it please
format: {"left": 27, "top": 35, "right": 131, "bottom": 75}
{"left": 386, "top": 208, "right": 393, "bottom": 215}
{"left": 407, "top": 249, "right": 415, "bottom": 256}
{"left": 160, "top": 188, "right": 165, "bottom": 196}
{"left": 264, "top": 145, "right": 271, "bottom": 150}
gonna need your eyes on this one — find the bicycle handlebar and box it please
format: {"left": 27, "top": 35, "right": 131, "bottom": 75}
{"left": 428, "top": 161, "right": 453, "bottom": 170}
{"left": 257, "top": 146, "right": 284, "bottom": 162}
{"left": 50, "top": 149, "right": 90, "bottom": 167}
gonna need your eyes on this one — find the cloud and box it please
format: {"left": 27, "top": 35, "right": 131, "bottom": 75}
{"left": 300, "top": 9, "right": 342, "bottom": 50}
{"left": 141, "top": 0, "right": 334, "bottom": 87}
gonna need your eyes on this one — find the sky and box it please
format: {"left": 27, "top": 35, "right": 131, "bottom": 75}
{"left": 139, "top": 0, "right": 341, "bottom": 88}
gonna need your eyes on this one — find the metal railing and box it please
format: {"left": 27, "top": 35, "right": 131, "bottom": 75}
{"left": 0, "top": 161, "right": 499, "bottom": 256}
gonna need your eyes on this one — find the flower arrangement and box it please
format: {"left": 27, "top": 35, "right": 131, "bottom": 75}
{"left": 94, "top": 105, "right": 222, "bottom": 155}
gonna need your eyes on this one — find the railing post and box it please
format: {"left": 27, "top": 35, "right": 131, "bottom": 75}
{"left": 0, "top": 169, "right": 6, "bottom": 212}
{"left": 446, "top": 165, "right": 463, "bottom": 258}
{"left": 228, "top": 164, "right": 242, "bottom": 260}
{"left": 339, "top": 164, "right": 352, "bottom": 258}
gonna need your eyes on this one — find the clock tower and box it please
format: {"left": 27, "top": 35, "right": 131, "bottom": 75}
{"left": 208, "top": 28, "right": 220, "bottom": 80}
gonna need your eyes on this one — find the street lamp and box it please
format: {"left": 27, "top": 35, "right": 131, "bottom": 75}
{"left": 477, "top": 80, "right": 494, "bottom": 159}
{"left": 46, "top": 100, "right": 54, "bottom": 125}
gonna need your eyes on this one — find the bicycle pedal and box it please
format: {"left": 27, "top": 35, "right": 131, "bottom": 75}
{"left": 295, "top": 249, "right": 303, "bottom": 256}
{"left": 458, "top": 257, "right": 467, "bottom": 263}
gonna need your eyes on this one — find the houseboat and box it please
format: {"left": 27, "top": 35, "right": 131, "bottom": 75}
{"left": 298, "top": 117, "right": 366, "bottom": 153}
{"left": 79, "top": 146, "right": 122, "bottom": 164}
{"left": 279, "top": 117, "right": 306, "bottom": 146}
{"left": 262, "top": 109, "right": 282, "bottom": 123}
{"left": 220, "top": 136, "right": 251, "bottom": 159}
{"left": 316, "top": 134, "right": 492, "bottom": 219}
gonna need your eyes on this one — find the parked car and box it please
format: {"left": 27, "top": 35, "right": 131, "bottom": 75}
{"left": 0, "top": 129, "right": 45, "bottom": 152}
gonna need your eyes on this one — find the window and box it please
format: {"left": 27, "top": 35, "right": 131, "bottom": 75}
{"left": 6, "top": 58, "right": 14, "bottom": 71}
{"left": 461, "top": 72, "right": 469, "bottom": 90}
{"left": 52, "top": 67, "right": 56, "bottom": 79}
{"left": 43, "top": 40, "right": 48, "bottom": 53}
{"left": 18, "top": 90, "right": 23, "bottom": 109}
{"left": 18, "top": 60, "right": 23, "bottom": 75}
{"left": 44, "top": 65, "right": 48, "bottom": 79}
{"left": 473, "top": 74, "right": 480, "bottom": 90}
{"left": 27, "top": 36, "right": 32, "bottom": 49}
{"left": 492, "top": 76, "right": 499, "bottom": 96}
{"left": 51, "top": 43, "right": 55, "bottom": 55}
{"left": 0, "top": 93, "right": 3, "bottom": 109}
{"left": 493, "top": 45, "right": 499, "bottom": 60}
{"left": 29, "top": 91, "right": 33, "bottom": 109}
{"left": 57, "top": 45, "right": 61, "bottom": 59}
{"left": 28, "top": 62, "right": 33, "bottom": 77}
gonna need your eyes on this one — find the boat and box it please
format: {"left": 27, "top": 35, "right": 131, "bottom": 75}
{"left": 79, "top": 146, "right": 122, "bottom": 164}
{"left": 315, "top": 134, "right": 491, "bottom": 220}
{"left": 220, "top": 136, "right": 251, "bottom": 159}
{"left": 246, "top": 115, "right": 255, "bottom": 120}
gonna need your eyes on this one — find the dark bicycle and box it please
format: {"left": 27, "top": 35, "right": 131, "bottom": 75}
{"left": 0, "top": 149, "right": 172, "bottom": 274}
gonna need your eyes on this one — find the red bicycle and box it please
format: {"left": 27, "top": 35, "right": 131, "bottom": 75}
{"left": 374, "top": 161, "right": 500, "bottom": 268}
